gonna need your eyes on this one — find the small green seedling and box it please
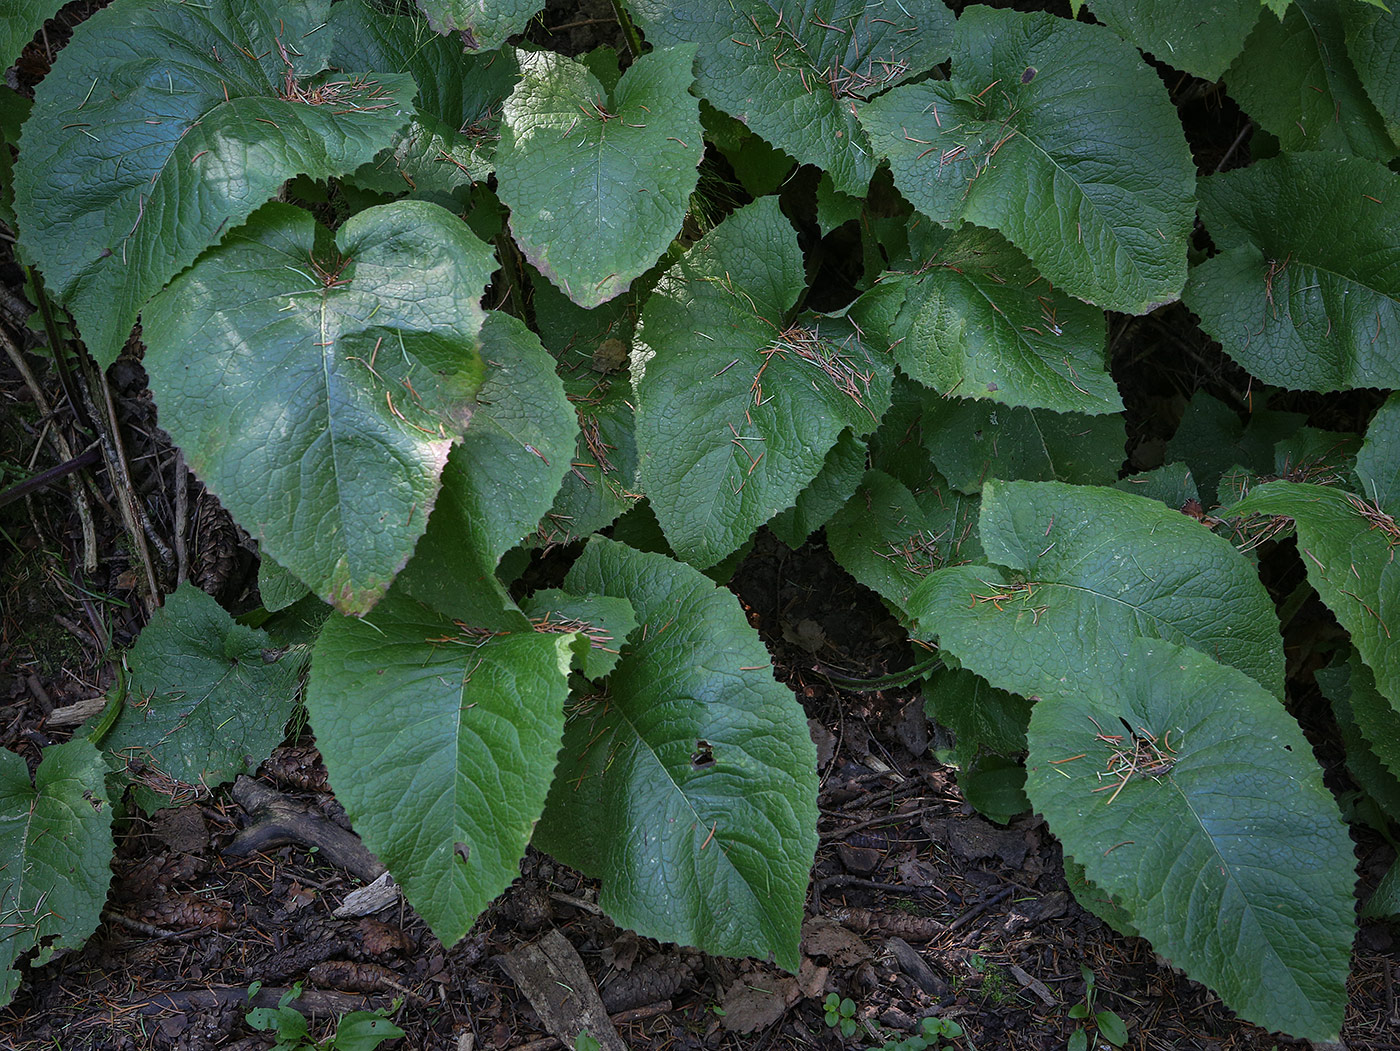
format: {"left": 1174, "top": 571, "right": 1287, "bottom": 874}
{"left": 575, "top": 1030, "right": 602, "bottom": 1051}
{"left": 868, "top": 1014, "right": 964, "bottom": 1051}
{"left": 245, "top": 981, "right": 404, "bottom": 1051}
{"left": 1066, "top": 966, "right": 1128, "bottom": 1051}
{"left": 824, "top": 992, "right": 859, "bottom": 1037}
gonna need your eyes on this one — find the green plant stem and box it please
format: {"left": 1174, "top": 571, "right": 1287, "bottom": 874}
{"left": 80, "top": 663, "right": 126, "bottom": 748}
{"left": 610, "top": 0, "right": 645, "bottom": 60}
{"left": 818, "top": 654, "right": 943, "bottom": 692}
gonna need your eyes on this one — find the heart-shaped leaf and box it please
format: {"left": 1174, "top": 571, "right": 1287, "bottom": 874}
{"left": 1185, "top": 154, "right": 1400, "bottom": 392}
{"left": 309, "top": 594, "right": 575, "bottom": 946}
{"left": 102, "top": 583, "right": 304, "bottom": 812}
{"left": 850, "top": 224, "right": 1119, "bottom": 414}
{"left": 0, "top": 740, "right": 113, "bottom": 1007}
{"left": 14, "top": 0, "right": 413, "bottom": 366}
{"left": 534, "top": 538, "right": 818, "bottom": 971}
{"left": 634, "top": 198, "right": 892, "bottom": 568}
{"left": 496, "top": 46, "right": 703, "bottom": 307}
{"left": 859, "top": 6, "right": 1195, "bottom": 314}
{"left": 143, "top": 201, "right": 496, "bottom": 615}
{"left": 1027, "top": 639, "right": 1353, "bottom": 1042}
{"left": 628, "top": 0, "right": 955, "bottom": 197}
{"left": 909, "top": 480, "right": 1285, "bottom": 699}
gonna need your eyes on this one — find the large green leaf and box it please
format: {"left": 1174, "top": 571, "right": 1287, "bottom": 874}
{"left": 415, "top": 0, "right": 540, "bottom": 51}
{"left": 1226, "top": 0, "right": 1395, "bottom": 162}
{"left": 1163, "top": 392, "right": 1308, "bottom": 507}
{"left": 534, "top": 539, "right": 818, "bottom": 970}
{"left": 1231, "top": 480, "right": 1399, "bottom": 712}
{"left": 1364, "top": 857, "right": 1400, "bottom": 921}
{"left": 0, "top": 739, "right": 113, "bottom": 1007}
{"left": 1318, "top": 653, "right": 1400, "bottom": 807}
{"left": 13, "top": 0, "right": 413, "bottom": 367}
{"left": 531, "top": 275, "right": 644, "bottom": 542}
{"left": 1079, "top": 0, "right": 1261, "bottom": 80}
{"left": 102, "top": 584, "right": 304, "bottom": 812}
{"left": 143, "top": 201, "right": 496, "bottom": 616}
{"left": 308, "top": 594, "right": 575, "bottom": 946}
{"left": 908, "top": 480, "right": 1285, "bottom": 699}
{"left": 1356, "top": 391, "right": 1400, "bottom": 512}
{"left": 395, "top": 312, "right": 576, "bottom": 626}
{"left": 768, "top": 429, "right": 867, "bottom": 549}
{"left": 858, "top": 6, "right": 1195, "bottom": 315}
{"left": 826, "top": 468, "right": 981, "bottom": 617}
{"left": 519, "top": 590, "right": 638, "bottom": 681}
{"left": 634, "top": 198, "right": 893, "bottom": 568}
{"left": 850, "top": 225, "right": 1118, "bottom": 414}
{"left": 2, "top": 1, "right": 64, "bottom": 72}
{"left": 328, "top": 0, "right": 518, "bottom": 196}
{"left": 1184, "top": 153, "right": 1400, "bottom": 392}
{"left": 495, "top": 47, "right": 704, "bottom": 308}
{"left": 628, "top": 0, "right": 955, "bottom": 197}
{"left": 1115, "top": 462, "right": 1199, "bottom": 511}
{"left": 0, "top": 87, "right": 29, "bottom": 232}
{"left": 923, "top": 666, "right": 1030, "bottom": 760}
{"left": 1342, "top": 2, "right": 1400, "bottom": 148}
{"left": 1026, "top": 639, "right": 1353, "bottom": 1042}
{"left": 922, "top": 400, "right": 1125, "bottom": 495}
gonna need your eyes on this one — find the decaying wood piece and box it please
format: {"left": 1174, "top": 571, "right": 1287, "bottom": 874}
{"left": 335, "top": 871, "right": 400, "bottom": 918}
{"left": 47, "top": 693, "right": 107, "bottom": 728}
{"left": 225, "top": 775, "right": 384, "bottom": 884}
{"left": 501, "top": 928, "right": 627, "bottom": 1051}
{"left": 121, "top": 985, "right": 383, "bottom": 1017}
{"left": 884, "top": 936, "right": 947, "bottom": 996}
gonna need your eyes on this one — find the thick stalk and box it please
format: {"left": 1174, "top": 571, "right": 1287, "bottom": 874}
{"left": 610, "top": 0, "right": 645, "bottom": 60}
{"left": 817, "top": 654, "right": 944, "bottom": 692}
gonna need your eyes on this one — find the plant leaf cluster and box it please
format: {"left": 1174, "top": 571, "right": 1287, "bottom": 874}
{"left": 4, "top": 0, "right": 1400, "bottom": 1043}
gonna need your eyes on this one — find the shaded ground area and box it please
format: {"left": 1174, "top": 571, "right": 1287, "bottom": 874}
{"left": 3, "top": 1, "right": 1399, "bottom": 1049}
{"left": 2, "top": 409, "right": 1397, "bottom": 1050}
{"left": 1, "top": 513, "right": 1397, "bottom": 1051}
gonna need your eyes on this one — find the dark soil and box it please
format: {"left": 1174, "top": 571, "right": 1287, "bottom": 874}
{"left": 3, "top": 2, "right": 1399, "bottom": 1051}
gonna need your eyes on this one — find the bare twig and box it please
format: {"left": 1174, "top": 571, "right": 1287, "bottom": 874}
{"left": 76, "top": 349, "right": 170, "bottom": 598}
{"left": 173, "top": 447, "right": 189, "bottom": 584}
{"left": 1, "top": 326, "right": 98, "bottom": 569}
{"left": 0, "top": 445, "right": 100, "bottom": 509}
